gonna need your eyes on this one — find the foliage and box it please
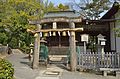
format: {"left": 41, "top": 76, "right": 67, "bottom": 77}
{"left": 57, "top": 3, "right": 69, "bottom": 11}
{"left": 87, "top": 36, "right": 97, "bottom": 52}
{"left": 112, "top": 2, "right": 120, "bottom": 37}
{"left": 71, "top": 0, "right": 111, "bottom": 20}
{"left": 0, "top": 58, "right": 14, "bottom": 79}
{"left": 114, "top": 28, "right": 120, "bottom": 37}
{"left": 43, "top": 1, "right": 58, "bottom": 13}
{"left": 0, "top": 0, "right": 69, "bottom": 52}
{"left": 0, "top": 32, "right": 8, "bottom": 45}
{"left": 43, "top": 1, "right": 69, "bottom": 12}
{"left": 0, "top": 0, "right": 41, "bottom": 49}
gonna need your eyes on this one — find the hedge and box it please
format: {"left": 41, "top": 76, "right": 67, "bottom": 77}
{"left": 0, "top": 58, "right": 14, "bottom": 79}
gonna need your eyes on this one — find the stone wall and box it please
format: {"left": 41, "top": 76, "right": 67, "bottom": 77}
{"left": 0, "top": 45, "right": 9, "bottom": 55}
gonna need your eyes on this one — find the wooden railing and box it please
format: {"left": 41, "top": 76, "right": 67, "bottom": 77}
{"left": 77, "top": 52, "right": 120, "bottom": 70}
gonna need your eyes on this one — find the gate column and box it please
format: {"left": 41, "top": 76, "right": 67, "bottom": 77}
{"left": 32, "top": 24, "right": 41, "bottom": 69}
{"left": 69, "top": 22, "right": 77, "bottom": 71}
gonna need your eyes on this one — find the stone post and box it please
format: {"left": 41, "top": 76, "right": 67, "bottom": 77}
{"left": 32, "top": 24, "right": 41, "bottom": 69}
{"left": 69, "top": 22, "right": 77, "bottom": 71}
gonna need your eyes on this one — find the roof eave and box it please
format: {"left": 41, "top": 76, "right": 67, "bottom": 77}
{"left": 101, "top": 2, "right": 119, "bottom": 19}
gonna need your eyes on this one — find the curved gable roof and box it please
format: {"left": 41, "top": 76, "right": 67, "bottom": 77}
{"left": 101, "top": 2, "right": 119, "bottom": 19}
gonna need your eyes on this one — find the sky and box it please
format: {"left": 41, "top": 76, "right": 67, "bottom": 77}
{"left": 48, "top": 0, "right": 79, "bottom": 5}
{"left": 47, "top": 0, "right": 117, "bottom": 18}
{"left": 48, "top": 0, "right": 118, "bottom": 5}
{"left": 48, "top": 0, "right": 71, "bottom": 5}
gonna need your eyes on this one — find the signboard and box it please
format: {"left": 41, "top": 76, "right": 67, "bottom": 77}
{"left": 81, "top": 34, "right": 89, "bottom": 42}
{"left": 53, "top": 22, "right": 57, "bottom": 29}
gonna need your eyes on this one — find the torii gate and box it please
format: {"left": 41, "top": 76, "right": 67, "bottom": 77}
{"left": 28, "top": 17, "right": 83, "bottom": 71}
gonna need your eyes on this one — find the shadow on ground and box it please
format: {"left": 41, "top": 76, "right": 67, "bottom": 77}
{"left": 22, "top": 56, "right": 29, "bottom": 59}
{"left": 20, "top": 61, "right": 31, "bottom": 66}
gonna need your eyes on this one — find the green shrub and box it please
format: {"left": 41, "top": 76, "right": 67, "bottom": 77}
{"left": 0, "top": 58, "right": 14, "bottom": 79}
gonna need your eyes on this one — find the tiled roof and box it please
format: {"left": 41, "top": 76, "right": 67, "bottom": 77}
{"left": 44, "top": 11, "right": 80, "bottom": 18}
{"left": 101, "top": 2, "right": 119, "bottom": 19}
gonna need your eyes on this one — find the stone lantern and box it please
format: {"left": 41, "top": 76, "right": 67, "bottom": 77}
{"left": 97, "top": 34, "right": 106, "bottom": 55}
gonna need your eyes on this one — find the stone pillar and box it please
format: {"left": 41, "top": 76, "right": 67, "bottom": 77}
{"left": 32, "top": 24, "right": 41, "bottom": 69}
{"left": 69, "top": 22, "right": 77, "bottom": 71}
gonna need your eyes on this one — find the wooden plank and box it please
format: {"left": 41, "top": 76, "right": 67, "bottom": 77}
{"left": 115, "top": 52, "right": 118, "bottom": 68}
{"left": 109, "top": 52, "right": 112, "bottom": 68}
{"left": 104, "top": 52, "right": 106, "bottom": 68}
{"left": 89, "top": 52, "right": 92, "bottom": 68}
{"left": 88, "top": 52, "right": 90, "bottom": 68}
{"left": 81, "top": 52, "right": 83, "bottom": 68}
{"left": 100, "top": 68, "right": 120, "bottom": 71}
{"left": 78, "top": 51, "right": 80, "bottom": 66}
{"left": 77, "top": 51, "right": 120, "bottom": 70}
{"left": 48, "top": 55, "right": 68, "bottom": 58}
{"left": 94, "top": 52, "right": 96, "bottom": 69}
{"left": 112, "top": 52, "right": 114, "bottom": 68}
{"left": 118, "top": 53, "right": 120, "bottom": 68}
{"left": 106, "top": 52, "right": 109, "bottom": 68}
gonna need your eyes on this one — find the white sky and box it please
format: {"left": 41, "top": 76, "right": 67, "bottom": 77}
{"left": 48, "top": 0, "right": 79, "bottom": 5}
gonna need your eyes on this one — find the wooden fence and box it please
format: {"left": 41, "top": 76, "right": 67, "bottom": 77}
{"left": 77, "top": 52, "right": 120, "bottom": 70}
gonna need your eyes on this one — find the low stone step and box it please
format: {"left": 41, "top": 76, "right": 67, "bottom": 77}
{"left": 45, "top": 71, "right": 60, "bottom": 75}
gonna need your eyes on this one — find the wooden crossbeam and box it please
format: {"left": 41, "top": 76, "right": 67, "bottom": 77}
{"left": 28, "top": 28, "right": 83, "bottom": 33}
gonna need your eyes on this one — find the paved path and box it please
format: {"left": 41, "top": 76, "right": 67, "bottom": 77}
{"left": 6, "top": 53, "right": 39, "bottom": 79}
{"left": 6, "top": 49, "right": 120, "bottom": 79}
{"left": 60, "top": 71, "right": 119, "bottom": 79}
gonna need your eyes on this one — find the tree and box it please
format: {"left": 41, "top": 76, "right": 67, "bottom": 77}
{"left": 57, "top": 3, "right": 69, "bottom": 11}
{"left": 47, "top": 2, "right": 58, "bottom": 11}
{"left": 43, "top": 1, "right": 58, "bottom": 13}
{"left": 70, "top": 0, "right": 112, "bottom": 20}
{"left": 0, "top": 0, "right": 39, "bottom": 48}
{"left": 0, "top": 0, "right": 42, "bottom": 48}
{"left": 0, "top": 0, "right": 58, "bottom": 51}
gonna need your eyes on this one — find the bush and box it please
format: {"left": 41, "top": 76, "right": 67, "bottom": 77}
{"left": 0, "top": 58, "right": 14, "bottom": 79}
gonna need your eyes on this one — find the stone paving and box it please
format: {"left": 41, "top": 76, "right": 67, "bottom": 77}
{"left": 6, "top": 53, "right": 39, "bottom": 79}
{"left": 6, "top": 50, "right": 120, "bottom": 79}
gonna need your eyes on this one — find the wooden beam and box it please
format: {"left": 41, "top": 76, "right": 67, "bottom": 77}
{"left": 29, "top": 17, "right": 82, "bottom": 24}
{"left": 28, "top": 28, "right": 83, "bottom": 34}
{"left": 37, "top": 28, "right": 83, "bottom": 32}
